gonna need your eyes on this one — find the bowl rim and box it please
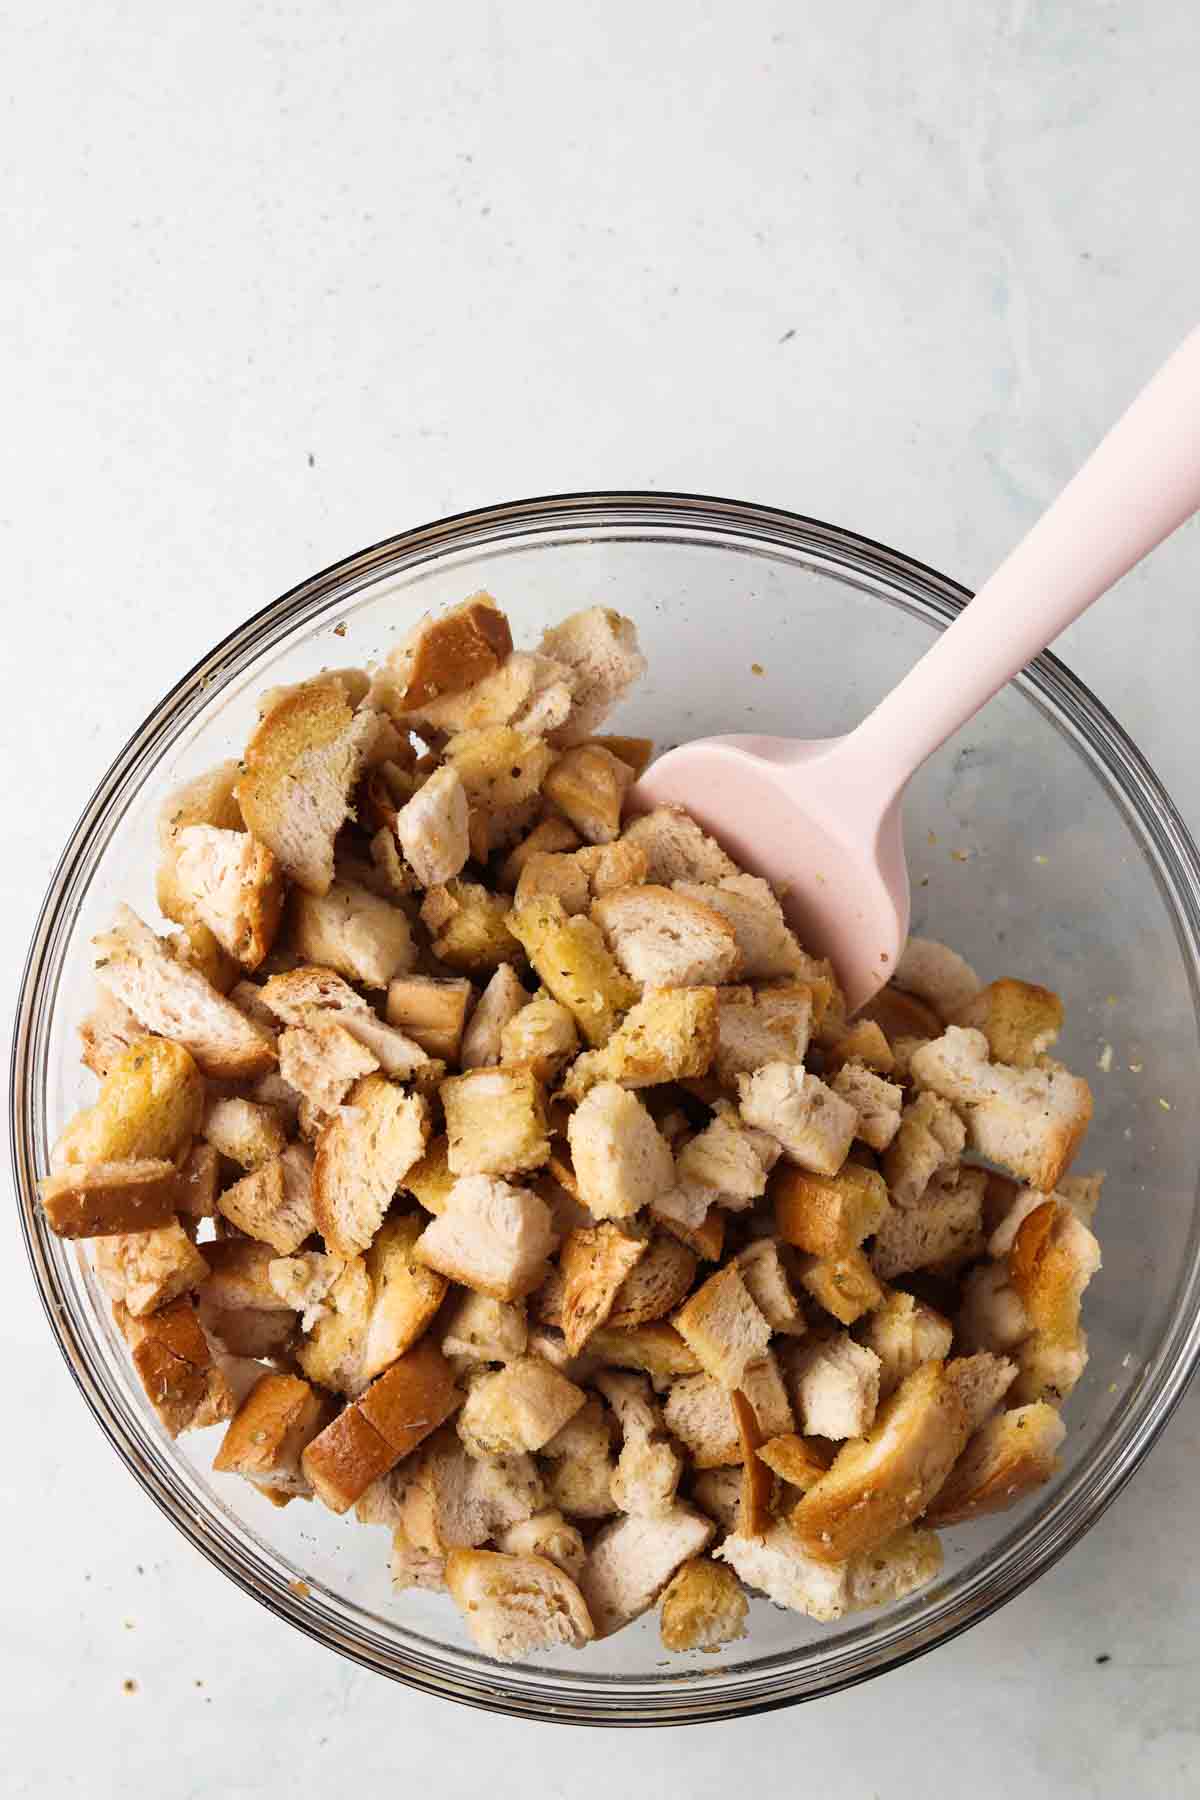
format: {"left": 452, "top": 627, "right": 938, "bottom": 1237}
{"left": 13, "top": 487, "right": 1200, "bottom": 1725}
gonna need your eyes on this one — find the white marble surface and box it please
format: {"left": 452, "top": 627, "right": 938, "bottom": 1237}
{"left": 3, "top": 4, "right": 1199, "bottom": 1794}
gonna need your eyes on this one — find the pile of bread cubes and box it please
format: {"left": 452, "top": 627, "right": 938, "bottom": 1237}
{"left": 40, "top": 593, "right": 1103, "bottom": 1663}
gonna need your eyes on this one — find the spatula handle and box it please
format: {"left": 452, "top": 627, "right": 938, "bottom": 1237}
{"left": 837, "top": 325, "right": 1200, "bottom": 808}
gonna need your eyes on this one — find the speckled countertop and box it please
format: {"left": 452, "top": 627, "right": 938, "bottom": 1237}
{"left": 3, "top": 5, "right": 1199, "bottom": 1795}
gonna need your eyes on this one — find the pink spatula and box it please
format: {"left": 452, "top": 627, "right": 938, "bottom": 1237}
{"left": 632, "top": 327, "right": 1200, "bottom": 1011}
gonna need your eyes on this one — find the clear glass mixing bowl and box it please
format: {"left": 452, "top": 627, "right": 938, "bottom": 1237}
{"left": 12, "top": 493, "right": 1200, "bottom": 1725}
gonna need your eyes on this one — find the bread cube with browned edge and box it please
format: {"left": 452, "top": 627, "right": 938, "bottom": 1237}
{"left": 94, "top": 1220, "right": 210, "bottom": 1317}
{"left": 278, "top": 1018, "right": 379, "bottom": 1119}
{"left": 592, "top": 886, "right": 740, "bottom": 988}
{"left": 659, "top": 1557, "right": 748, "bottom": 1652}
{"left": 789, "top": 1361, "right": 969, "bottom": 1563}
{"left": 260, "top": 965, "right": 428, "bottom": 1080}
{"left": 588, "top": 1322, "right": 701, "bottom": 1391}
{"left": 398, "top": 647, "right": 573, "bottom": 740}
{"left": 578, "top": 1503, "right": 715, "bottom": 1636}
{"left": 737, "top": 1063, "right": 856, "bottom": 1177}
{"left": 170, "top": 825, "right": 286, "bottom": 972}
{"left": 39, "top": 1159, "right": 179, "bottom": 1239}
{"left": 606, "top": 1234, "right": 698, "bottom": 1330}
{"left": 716, "top": 1524, "right": 850, "bottom": 1622}
{"left": 213, "top": 1372, "right": 331, "bottom": 1499}
{"left": 620, "top": 806, "right": 740, "bottom": 887}
{"left": 756, "top": 1432, "right": 832, "bottom": 1493}
{"left": 441, "top": 1290, "right": 528, "bottom": 1365}
{"left": 442, "top": 1064, "right": 549, "bottom": 1178}
{"left": 882, "top": 1088, "right": 967, "bottom": 1212}
{"left": 871, "top": 1166, "right": 986, "bottom": 1281}
{"left": 674, "top": 1101, "right": 781, "bottom": 1213}
{"left": 203, "top": 1095, "right": 288, "bottom": 1171}
{"left": 788, "top": 1332, "right": 881, "bottom": 1439}
{"left": 537, "top": 606, "right": 646, "bottom": 747}
{"left": 568, "top": 1083, "right": 675, "bottom": 1221}
{"left": 302, "top": 1338, "right": 462, "bottom": 1513}
{"left": 89, "top": 909, "right": 277, "bottom": 1083}
{"left": 822, "top": 1020, "right": 896, "bottom": 1079}
{"left": 414, "top": 1174, "right": 556, "bottom": 1301}
{"left": 312, "top": 1077, "right": 429, "bottom": 1257}
{"left": 421, "top": 878, "right": 522, "bottom": 974}
{"left": 457, "top": 1355, "right": 586, "bottom": 1458}
{"left": 457, "top": 964, "right": 526, "bottom": 1070}
{"left": 712, "top": 983, "right": 813, "bottom": 1086}
{"left": 691, "top": 1466, "right": 743, "bottom": 1532}
{"left": 674, "top": 1264, "right": 771, "bottom": 1390}
{"left": 288, "top": 878, "right": 415, "bottom": 990}
{"left": 445, "top": 1548, "right": 594, "bottom": 1659}
{"left": 558, "top": 1223, "right": 648, "bottom": 1357}
{"left": 117, "top": 1296, "right": 236, "bottom": 1438}
{"left": 855, "top": 1290, "right": 954, "bottom": 1400}
{"left": 662, "top": 1373, "right": 740, "bottom": 1468}
{"left": 158, "top": 761, "right": 244, "bottom": 851}
{"left": 236, "top": 675, "right": 387, "bottom": 894}
{"left": 499, "top": 991, "right": 579, "bottom": 1083}
{"left": 595, "top": 1369, "right": 683, "bottom": 1519}
{"left": 200, "top": 1239, "right": 296, "bottom": 1312}
{"left": 563, "top": 984, "right": 718, "bottom": 1101}
{"left": 796, "top": 1246, "right": 885, "bottom": 1327}
{"left": 893, "top": 937, "right": 981, "bottom": 1022}
{"left": 371, "top": 593, "right": 513, "bottom": 717}
{"left": 507, "top": 895, "right": 638, "bottom": 1046}
{"left": 543, "top": 743, "right": 635, "bottom": 845}
{"left": 498, "top": 815, "right": 583, "bottom": 890}
{"left": 673, "top": 873, "right": 807, "bottom": 981}
{"left": 909, "top": 1027, "right": 1092, "bottom": 1193}
{"left": 390, "top": 764, "right": 470, "bottom": 886}
{"left": 772, "top": 1160, "right": 888, "bottom": 1257}
{"left": 734, "top": 1239, "right": 805, "bottom": 1336}
{"left": 926, "top": 1402, "right": 1066, "bottom": 1526}
{"left": 952, "top": 977, "right": 1064, "bottom": 1068}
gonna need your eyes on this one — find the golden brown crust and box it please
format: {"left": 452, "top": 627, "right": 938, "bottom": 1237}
{"left": 507, "top": 895, "right": 638, "bottom": 1046}
{"left": 587, "top": 1321, "right": 702, "bottom": 1384}
{"left": 659, "top": 1556, "right": 747, "bottom": 1652}
{"left": 356, "top": 1338, "right": 462, "bottom": 1457}
{"left": 54, "top": 1037, "right": 205, "bottom": 1169}
{"left": 212, "top": 1372, "right": 330, "bottom": 1487}
{"left": 301, "top": 1402, "right": 397, "bottom": 1513}
{"left": 118, "top": 1297, "right": 234, "bottom": 1438}
{"left": 772, "top": 1161, "right": 889, "bottom": 1258}
{"left": 651, "top": 1201, "right": 726, "bottom": 1263}
{"left": 756, "top": 1432, "right": 833, "bottom": 1491}
{"left": 39, "top": 1160, "right": 179, "bottom": 1238}
{"left": 382, "top": 595, "right": 513, "bottom": 714}
{"left": 952, "top": 978, "right": 1064, "bottom": 1069}
{"left": 608, "top": 1234, "right": 699, "bottom": 1328}
{"left": 731, "top": 1389, "right": 771, "bottom": 1538}
{"left": 559, "top": 1224, "right": 648, "bottom": 1356}
{"left": 925, "top": 1402, "right": 1065, "bottom": 1525}
{"left": 1008, "top": 1199, "right": 1099, "bottom": 1346}
{"left": 796, "top": 1247, "right": 885, "bottom": 1326}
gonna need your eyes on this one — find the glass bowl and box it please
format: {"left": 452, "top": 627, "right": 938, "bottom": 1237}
{"left": 12, "top": 492, "right": 1200, "bottom": 1726}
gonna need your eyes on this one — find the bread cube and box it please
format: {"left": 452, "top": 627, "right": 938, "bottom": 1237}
{"left": 568, "top": 1083, "right": 675, "bottom": 1221}
{"left": 871, "top": 1166, "right": 986, "bottom": 1280}
{"left": 94, "top": 1220, "right": 209, "bottom": 1317}
{"left": 563, "top": 985, "right": 718, "bottom": 1101}
{"left": 894, "top": 937, "right": 981, "bottom": 1021}
{"left": 500, "top": 991, "right": 579, "bottom": 1082}
{"left": 953, "top": 977, "right": 1064, "bottom": 1068}
{"left": 712, "top": 982, "right": 813, "bottom": 1085}
{"left": 445, "top": 1548, "right": 594, "bottom": 1659}
{"left": 496, "top": 1510, "right": 586, "bottom": 1583}
{"left": 507, "top": 895, "right": 638, "bottom": 1046}
{"left": 497, "top": 814, "right": 583, "bottom": 890}
{"left": 822, "top": 1019, "right": 896, "bottom": 1078}
{"left": 592, "top": 885, "right": 740, "bottom": 987}
{"left": 202, "top": 1095, "right": 288, "bottom": 1170}
{"left": 735, "top": 1239, "right": 805, "bottom": 1335}
{"left": 772, "top": 1160, "right": 888, "bottom": 1256}
{"left": 674, "top": 1101, "right": 780, "bottom": 1212}
{"left": 673, "top": 1264, "right": 771, "bottom": 1390}
{"left": 756, "top": 1432, "right": 832, "bottom": 1492}
{"left": 215, "top": 1144, "right": 317, "bottom": 1255}
{"left": 588, "top": 1322, "right": 701, "bottom": 1390}
{"left": 401, "top": 1134, "right": 456, "bottom": 1215}
{"left": 540, "top": 1395, "right": 620, "bottom": 1521}
{"left": 39, "top": 1159, "right": 179, "bottom": 1239}
{"left": 673, "top": 873, "right": 806, "bottom": 980}
{"left": 442, "top": 1064, "right": 549, "bottom": 1177}
{"left": 117, "top": 1296, "right": 235, "bottom": 1438}
{"left": 881, "top": 1090, "right": 967, "bottom": 1208}
{"left": 278, "top": 1018, "right": 379, "bottom": 1117}
{"left": 559, "top": 1223, "right": 648, "bottom": 1356}
{"left": 578, "top": 1504, "right": 715, "bottom": 1636}
{"left": 856, "top": 1290, "right": 953, "bottom": 1400}
{"left": 844, "top": 1526, "right": 944, "bottom": 1612}
{"left": 458, "top": 963, "right": 527, "bottom": 1069}
{"left": 543, "top": 743, "right": 634, "bottom": 845}
{"left": 620, "top": 805, "right": 739, "bottom": 885}
{"left": 537, "top": 605, "right": 645, "bottom": 747}
{"left": 788, "top": 1333, "right": 881, "bottom": 1439}
{"left": 956, "top": 1260, "right": 1032, "bottom": 1356}
{"left": 1008, "top": 1198, "right": 1101, "bottom": 1347}
{"left": 213, "top": 1372, "right": 330, "bottom": 1496}
{"left": 421, "top": 878, "right": 521, "bottom": 973}
{"left": 458, "top": 1355, "right": 586, "bottom": 1457}
{"left": 797, "top": 1246, "right": 885, "bottom": 1326}
{"left": 737, "top": 1063, "right": 856, "bottom": 1176}
{"left": 607, "top": 1233, "right": 698, "bottom": 1329}
{"left": 926, "top": 1402, "right": 1065, "bottom": 1526}
{"left": 371, "top": 593, "right": 513, "bottom": 716}
{"left": 260, "top": 964, "right": 428, "bottom": 1080}
{"left": 441, "top": 1290, "right": 528, "bottom": 1364}
{"left": 414, "top": 1174, "right": 556, "bottom": 1301}
{"left": 659, "top": 1558, "right": 748, "bottom": 1652}
{"left": 383, "top": 974, "right": 473, "bottom": 1064}
{"left": 312, "top": 1077, "right": 430, "bottom": 1256}
{"left": 288, "top": 878, "right": 415, "bottom": 990}
{"left": 717, "top": 1524, "right": 849, "bottom": 1621}
{"left": 830, "top": 1062, "right": 903, "bottom": 1153}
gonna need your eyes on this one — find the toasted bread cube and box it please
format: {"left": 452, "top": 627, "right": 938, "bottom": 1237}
{"left": 589, "top": 1321, "right": 701, "bottom": 1390}
{"left": 277, "top": 1018, "right": 379, "bottom": 1117}
{"left": 40, "top": 1159, "right": 179, "bottom": 1239}
{"left": 356, "top": 1338, "right": 462, "bottom": 1461}
{"left": 823, "top": 1019, "right": 896, "bottom": 1078}
{"left": 719, "top": 1524, "right": 851, "bottom": 1620}
{"left": 662, "top": 1373, "right": 741, "bottom": 1467}
{"left": 267, "top": 1249, "right": 345, "bottom": 1329}
{"left": 444, "top": 726, "right": 555, "bottom": 843}
{"left": 499, "top": 991, "right": 579, "bottom": 1082}
{"left": 163, "top": 919, "right": 242, "bottom": 996}
{"left": 712, "top": 983, "right": 813, "bottom": 1086}
{"left": 592, "top": 885, "right": 740, "bottom": 988}
{"left": 620, "top": 805, "right": 739, "bottom": 886}
{"left": 597, "top": 1374, "right": 683, "bottom": 1519}
{"left": 872, "top": 1166, "right": 985, "bottom": 1280}
{"left": 301, "top": 1404, "right": 397, "bottom": 1513}
{"left": 171, "top": 826, "right": 285, "bottom": 971}
{"left": 400, "top": 1426, "right": 545, "bottom": 1552}
{"left": 458, "top": 964, "right": 527, "bottom": 1070}
{"left": 445, "top": 1548, "right": 594, "bottom": 1659}
{"left": 95, "top": 1220, "right": 209, "bottom": 1317}
{"left": 419, "top": 878, "right": 520, "bottom": 974}
{"left": 158, "top": 760, "right": 244, "bottom": 849}
{"left": 496, "top": 1510, "right": 586, "bottom": 1583}
{"left": 577, "top": 734, "right": 653, "bottom": 776}
{"left": 507, "top": 895, "right": 638, "bottom": 1047}
{"left": 294, "top": 1257, "right": 373, "bottom": 1394}
{"left": 882, "top": 1090, "right": 967, "bottom": 1208}
{"left": 458, "top": 1355, "right": 586, "bottom": 1457}
{"left": 537, "top": 606, "right": 646, "bottom": 747}
{"left": 559, "top": 1224, "right": 648, "bottom": 1357}
{"left": 574, "top": 838, "right": 649, "bottom": 896}
{"left": 926, "top": 1402, "right": 1065, "bottom": 1526}
{"left": 383, "top": 974, "right": 473, "bottom": 1064}
{"left": 1008, "top": 1198, "right": 1102, "bottom": 1347}
{"left": 174, "top": 1142, "right": 220, "bottom": 1220}
{"left": 540, "top": 1395, "right": 620, "bottom": 1520}
{"left": 788, "top": 1333, "right": 881, "bottom": 1439}
{"left": 213, "top": 1372, "right": 330, "bottom": 1495}
{"left": 514, "top": 848, "right": 591, "bottom": 915}
{"left": 372, "top": 593, "right": 512, "bottom": 715}
{"left": 674, "top": 1264, "right": 771, "bottom": 1390}
{"left": 401, "top": 1134, "right": 456, "bottom": 1215}
{"left": 389, "top": 764, "right": 470, "bottom": 886}
{"left": 441, "top": 1064, "right": 549, "bottom": 1178}
{"left": 200, "top": 1238, "right": 294, "bottom": 1313}
{"left": 78, "top": 986, "right": 145, "bottom": 1081}
{"left": 772, "top": 1160, "right": 888, "bottom": 1257}
{"left": 789, "top": 1362, "right": 969, "bottom": 1563}
{"left": 568, "top": 1083, "right": 675, "bottom": 1221}
{"left": 441, "top": 1290, "right": 528, "bottom": 1364}
{"left": 202, "top": 1095, "right": 288, "bottom": 1170}
{"left": 845, "top": 1525, "right": 944, "bottom": 1611}
{"left": 894, "top": 937, "right": 981, "bottom": 1021}
{"left": 90, "top": 910, "right": 276, "bottom": 1081}
{"left": 607, "top": 1234, "right": 698, "bottom": 1329}
{"left": 673, "top": 874, "right": 807, "bottom": 981}
{"left": 217, "top": 1144, "right": 317, "bottom": 1255}
{"left": 361, "top": 1213, "right": 448, "bottom": 1380}
{"left": 659, "top": 1557, "right": 748, "bottom": 1652}
{"left": 797, "top": 1247, "right": 885, "bottom": 1326}
{"left": 944, "top": 1350, "right": 1018, "bottom": 1435}
{"left": 988, "top": 1173, "right": 1104, "bottom": 1258}
{"left": 1009, "top": 1330, "right": 1089, "bottom": 1405}
{"left": 498, "top": 815, "right": 583, "bottom": 890}
{"left": 691, "top": 1466, "right": 743, "bottom": 1531}
{"left": 830, "top": 1062, "right": 903, "bottom": 1153}
{"left": 858, "top": 983, "right": 942, "bottom": 1045}
{"left": 288, "top": 879, "right": 415, "bottom": 990}
{"left": 398, "top": 647, "right": 573, "bottom": 738}
{"left": 735, "top": 1239, "right": 805, "bottom": 1335}
{"left": 729, "top": 1387, "right": 771, "bottom": 1538}
{"left": 952, "top": 977, "right": 1063, "bottom": 1068}
{"left": 650, "top": 1185, "right": 726, "bottom": 1257}
{"left": 674, "top": 1101, "right": 780, "bottom": 1213}
{"left": 117, "top": 1296, "right": 235, "bottom": 1437}
{"left": 956, "top": 1260, "right": 1032, "bottom": 1356}
{"left": 260, "top": 965, "right": 428, "bottom": 1080}
{"left": 756, "top": 1432, "right": 832, "bottom": 1492}
{"left": 236, "top": 676, "right": 386, "bottom": 894}
{"left": 414, "top": 1174, "right": 556, "bottom": 1301}
{"left": 563, "top": 986, "right": 718, "bottom": 1101}
{"left": 856, "top": 1290, "right": 954, "bottom": 1400}
{"left": 737, "top": 1063, "right": 856, "bottom": 1176}
{"left": 543, "top": 743, "right": 634, "bottom": 845}
{"left": 579, "top": 1503, "right": 715, "bottom": 1636}
{"left": 312, "top": 1077, "right": 430, "bottom": 1256}
{"left": 909, "top": 1028, "right": 1092, "bottom": 1193}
